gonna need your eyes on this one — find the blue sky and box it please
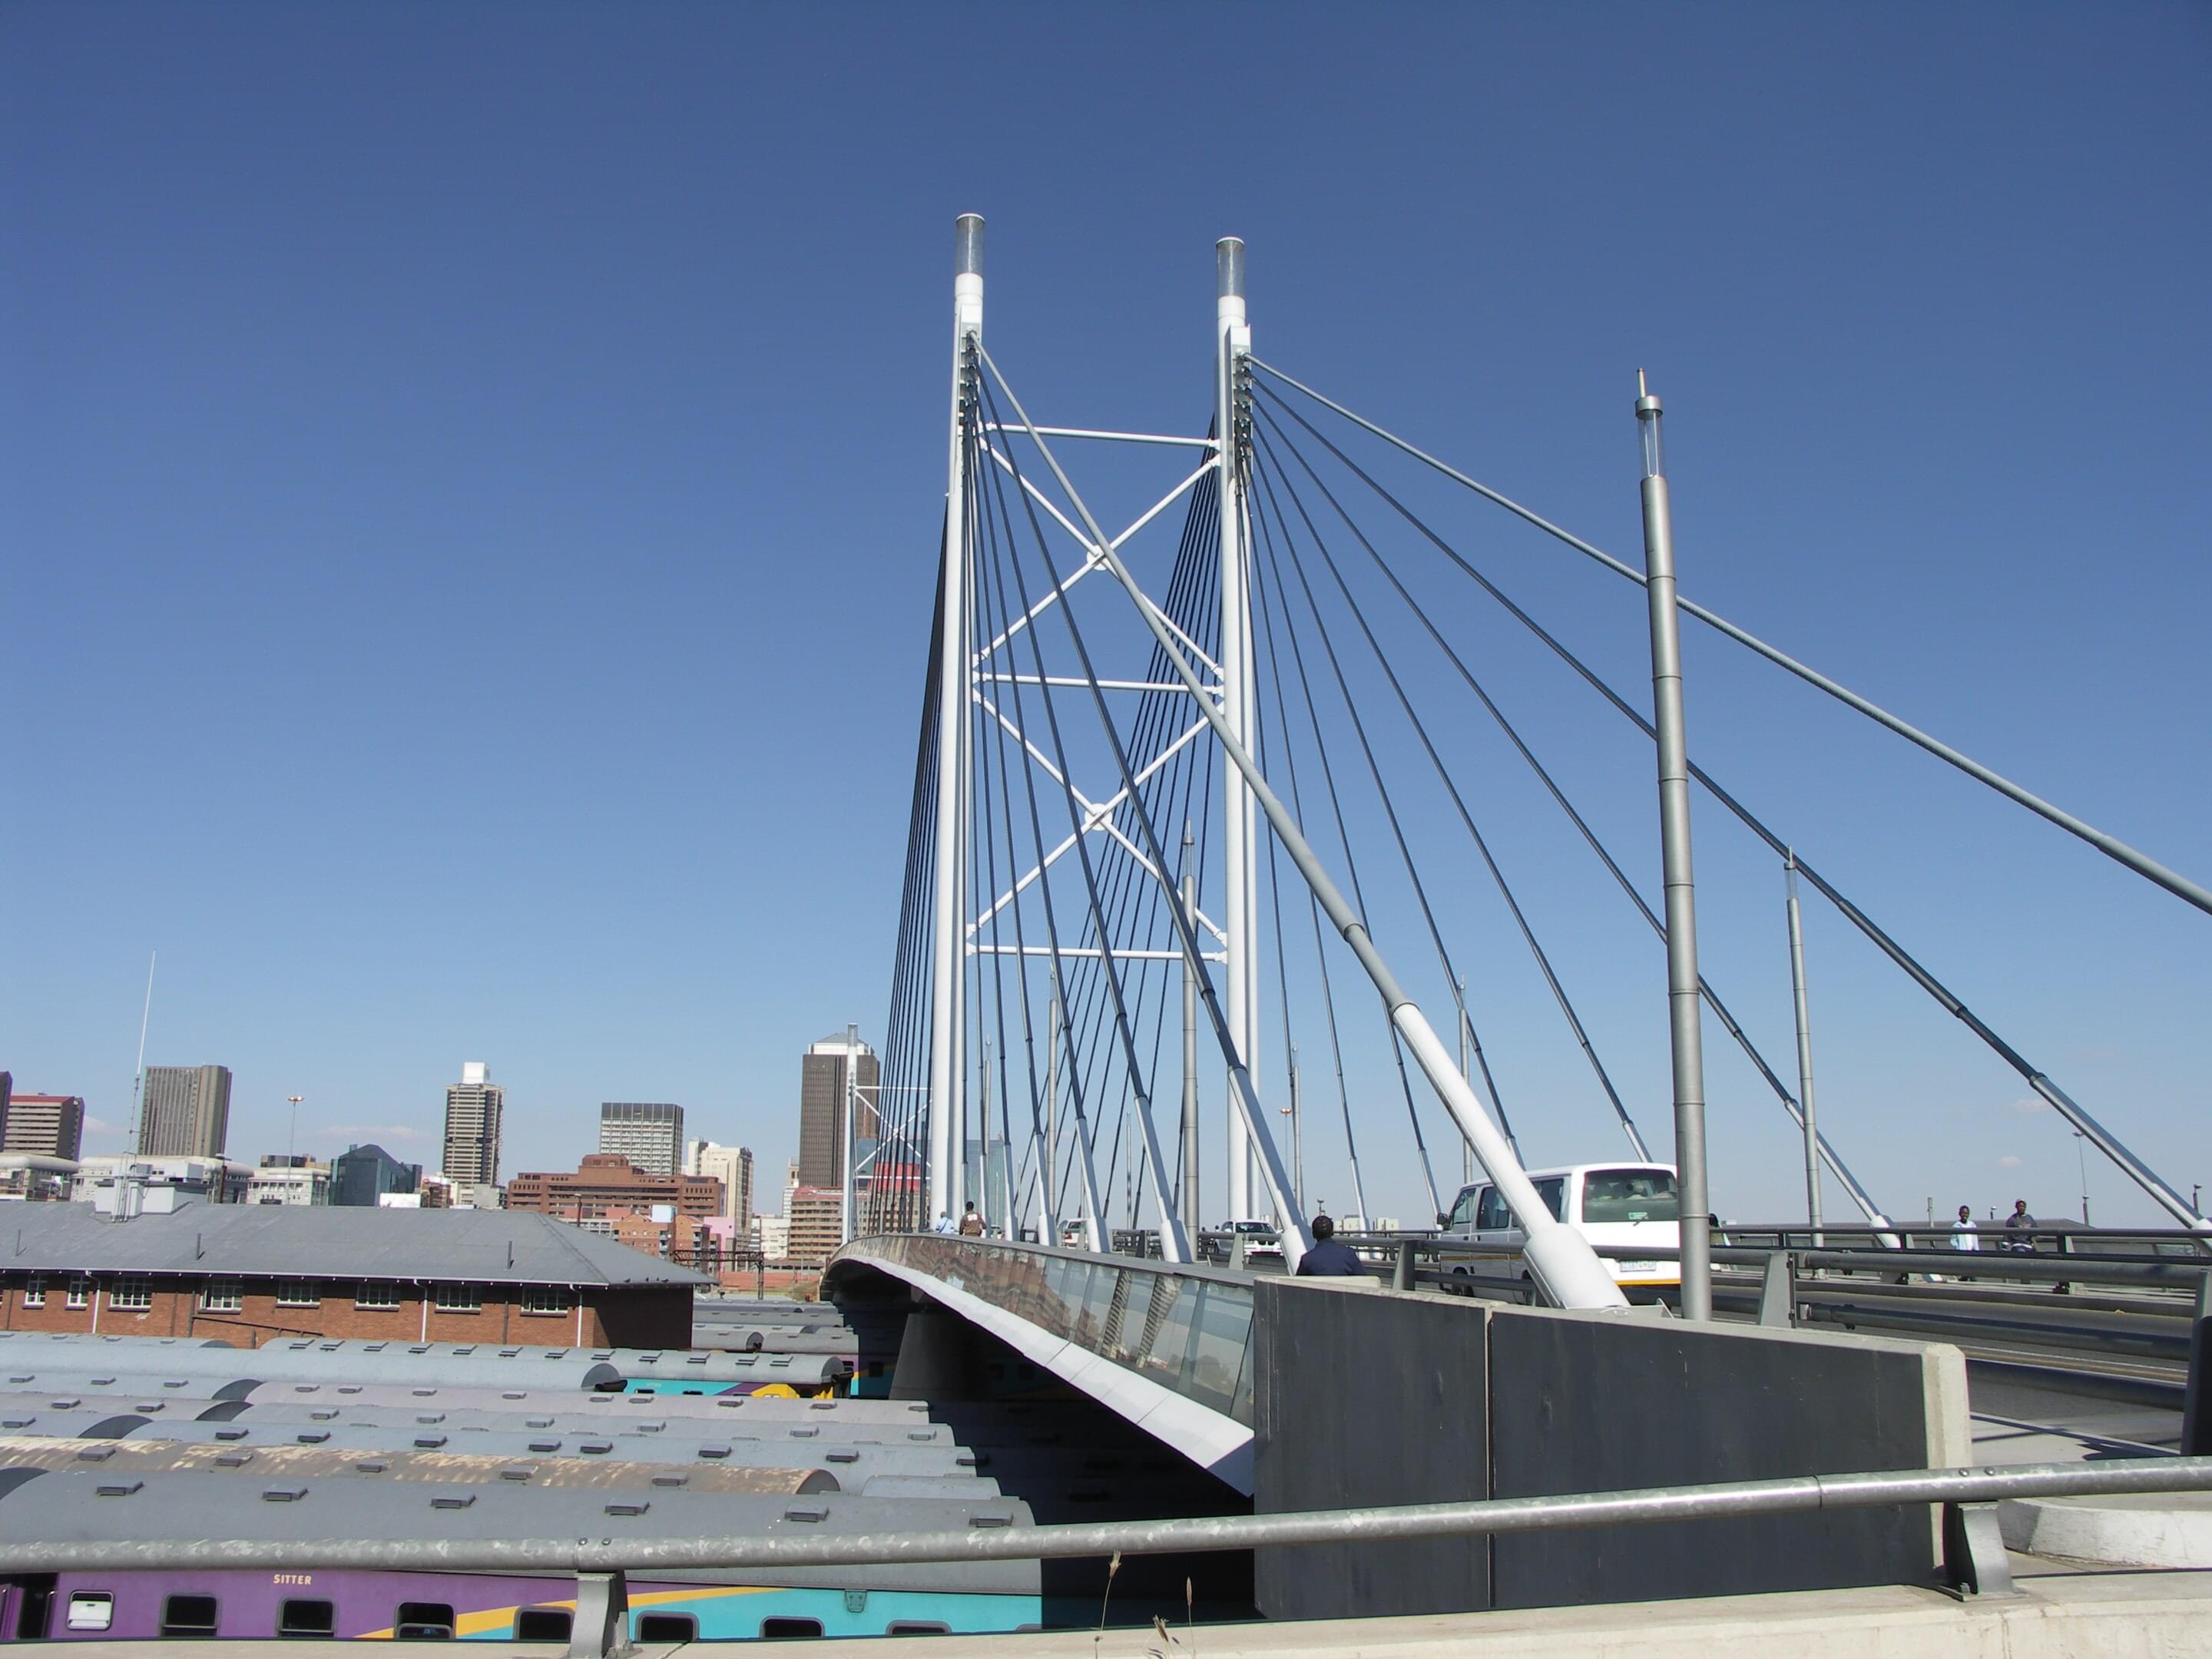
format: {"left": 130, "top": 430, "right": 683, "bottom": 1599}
{"left": 5, "top": 5, "right": 2207, "bottom": 1227}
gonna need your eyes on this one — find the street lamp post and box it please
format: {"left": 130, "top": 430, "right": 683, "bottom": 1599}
{"left": 286, "top": 1096, "right": 303, "bottom": 1165}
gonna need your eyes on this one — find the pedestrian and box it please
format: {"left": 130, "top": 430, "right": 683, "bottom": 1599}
{"left": 1293, "top": 1214, "right": 1369, "bottom": 1278}
{"left": 1932, "top": 1204, "right": 1980, "bottom": 1283}
{"left": 957, "top": 1201, "right": 985, "bottom": 1238}
{"left": 1949, "top": 1205, "right": 1981, "bottom": 1253}
{"left": 2002, "top": 1198, "right": 2035, "bottom": 1256}
{"left": 931, "top": 1212, "right": 956, "bottom": 1235}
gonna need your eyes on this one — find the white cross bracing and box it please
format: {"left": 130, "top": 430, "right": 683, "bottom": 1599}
{"left": 966, "top": 435, "right": 1227, "bottom": 962}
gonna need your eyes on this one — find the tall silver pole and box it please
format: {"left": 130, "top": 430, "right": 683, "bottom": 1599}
{"left": 927, "top": 216, "right": 984, "bottom": 1229}
{"left": 1181, "top": 826, "right": 1201, "bottom": 1238}
{"left": 1288, "top": 1051, "right": 1303, "bottom": 1220}
{"left": 977, "top": 1036, "right": 992, "bottom": 1232}
{"left": 841, "top": 1023, "right": 859, "bottom": 1248}
{"left": 1043, "top": 989, "right": 1059, "bottom": 1244}
{"left": 1637, "top": 372, "right": 1712, "bottom": 1321}
{"left": 127, "top": 951, "right": 156, "bottom": 1155}
{"left": 1457, "top": 979, "right": 1474, "bottom": 1189}
{"left": 1217, "top": 237, "right": 1259, "bottom": 1225}
{"left": 1783, "top": 852, "right": 1823, "bottom": 1246}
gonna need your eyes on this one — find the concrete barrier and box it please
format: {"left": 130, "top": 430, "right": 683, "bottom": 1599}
{"left": 1250, "top": 1280, "right": 1969, "bottom": 1620}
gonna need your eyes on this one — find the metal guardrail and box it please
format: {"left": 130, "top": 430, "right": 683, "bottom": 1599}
{"left": 0, "top": 1457, "right": 2204, "bottom": 1622}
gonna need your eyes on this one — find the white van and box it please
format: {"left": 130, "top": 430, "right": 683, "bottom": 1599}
{"left": 1436, "top": 1162, "right": 1681, "bottom": 1296}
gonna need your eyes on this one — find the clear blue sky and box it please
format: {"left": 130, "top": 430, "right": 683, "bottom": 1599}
{"left": 5, "top": 5, "right": 2206, "bottom": 1227}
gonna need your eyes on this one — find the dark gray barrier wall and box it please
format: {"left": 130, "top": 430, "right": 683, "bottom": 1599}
{"left": 1251, "top": 1283, "right": 1966, "bottom": 1621}
{"left": 1486, "top": 1308, "right": 1942, "bottom": 1607}
{"left": 1250, "top": 1284, "right": 1489, "bottom": 1620}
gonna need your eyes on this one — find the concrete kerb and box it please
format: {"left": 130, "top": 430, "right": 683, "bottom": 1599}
{"left": 740, "top": 1567, "right": 2212, "bottom": 1657}
{"left": 2000, "top": 1491, "right": 2212, "bottom": 1569}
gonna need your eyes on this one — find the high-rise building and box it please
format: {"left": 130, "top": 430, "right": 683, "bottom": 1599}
{"left": 1, "top": 1089, "right": 85, "bottom": 1161}
{"left": 442, "top": 1061, "right": 503, "bottom": 1187}
{"left": 797, "top": 1031, "right": 879, "bottom": 1191}
{"left": 684, "top": 1140, "right": 753, "bottom": 1223}
{"left": 598, "top": 1102, "right": 683, "bottom": 1177}
{"left": 332, "top": 1143, "right": 422, "bottom": 1207}
{"left": 138, "top": 1065, "right": 231, "bottom": 1158}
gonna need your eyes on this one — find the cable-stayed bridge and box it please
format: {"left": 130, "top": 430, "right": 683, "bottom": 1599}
{"left": 853, "top": 214, "right": 2206, "bottom": 1323}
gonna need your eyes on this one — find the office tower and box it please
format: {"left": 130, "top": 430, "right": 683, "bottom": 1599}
{"left": 598, "top": 1102, "right": 683, "bottom": 1177}
{"left": 684, "top": 1141, "right": 753, "bottom": 1222}
{"left": 442, "top": 1061, "right": 503, "bottom": 1187}
{"left": 332, "top": 1143, "right": 423, "bottom": 1207}
{"left": 797, "top": 1031, "right": 879, "bottom": 1191}
{"left": 1, "top": 1088, "right": 85, "bottom": 1161}
{"left": 138, "top": 1065, "right": 232, "bottom": 1157}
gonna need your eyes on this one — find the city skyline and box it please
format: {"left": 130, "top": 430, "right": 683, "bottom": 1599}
{"left": 5, "top": 8, "right": 2205, "bottom": 1227}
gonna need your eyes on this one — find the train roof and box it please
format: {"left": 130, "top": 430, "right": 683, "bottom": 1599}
{"left": 0, "top": 1334, "right": 849, "bottom": 1390}
{"left": 0, "top": 1467, "right": 1038, "bottom": 1596}
{"left": 0, "top": 1436, "right": 839, "bottom": 1495}
{"left": 0, "top": 1206, "right": 707, "bottom": 1288}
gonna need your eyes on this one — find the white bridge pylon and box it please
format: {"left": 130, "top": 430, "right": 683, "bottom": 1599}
{"left": 920, "top": 216, "right": 1630, "bottom": 1310}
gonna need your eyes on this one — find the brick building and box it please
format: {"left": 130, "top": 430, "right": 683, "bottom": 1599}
{"left": 505, "top": 1153, "right": 721, "bottom": 1223}
{"left": 0, "top": 1200, "right": 702, "bottom": 1348}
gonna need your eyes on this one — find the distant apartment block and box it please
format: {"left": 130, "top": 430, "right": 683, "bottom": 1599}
{"left": 598, "top": 1102, "right": 683, "bottom": 1177}
{"left": 783, "top": 1185, "right": 846, "bottom": 1267}
{"left": 331, "top": 1143, "right": 422, "bottom": 1207}
{"left": 504, "top": 1153, "right": 721, "bottom": 1224}
{"left": 248, "top": 1154, "right": 331, "bottom": 1206}
{"left": 684, "top": 1140, "right": 754, "bottom": 1223}
{"left": 442, "top": 1061, "right": 503, "bottom": 1187}
{"left": 1, "top": 1090, "right": 86, "bottom": 1161}
{"left": 797, "top": 1031, "right": 879, "bottom": 1191}
{"left": 138, "top": 1065, "right": 231, "bottom": 1158}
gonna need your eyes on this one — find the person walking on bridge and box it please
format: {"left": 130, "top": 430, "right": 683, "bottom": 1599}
{"left": 2002, "top": 1198, "right": 2037, "bottom": 1256}
{"left": 958, "top": 1201, "right": 985, "bottom": 1237}
{"left": 1933, "top": 1204, "right": 1981, "bottom": 1283}
{"left": 1294, "top": 1214, "right": 1368, "bottom": 1277}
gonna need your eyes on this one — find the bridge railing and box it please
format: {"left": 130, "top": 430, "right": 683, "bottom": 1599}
{"left": 840, "top": 1233, "right": 1260, "bottom": 1426}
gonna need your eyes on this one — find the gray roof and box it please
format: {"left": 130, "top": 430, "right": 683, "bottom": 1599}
{"left": 0, "top": 1203, "right": 707, "bottom": 1288}
{"left": 0, "top": 1468, "right": 1038, "bottom": 1596}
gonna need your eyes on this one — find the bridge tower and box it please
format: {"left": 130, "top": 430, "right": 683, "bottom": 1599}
{"left": 1216, "top": 237, "right": 1260, "bottom": 1226}
{"left": 926, "top": 214, "right": 985, "bottom": 1228}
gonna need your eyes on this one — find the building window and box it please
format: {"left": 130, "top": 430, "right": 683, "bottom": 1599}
{"left": 353, "top": 1282, "right": 403, "bottom": 1311}
{"left": 65, "top": 1278, "right": 91, "bottom": 1310}
{"left": 200, "top": 1280, "right": 243, "bottom": 1313}
{"left": 22, "top": 1276, "right": 45, "bottom": 1309}
{"left": 108, "top": 1278, "right": 153, "bottom": 1312}
{"left": 275, "top": 1280, "right": 320, "bottom": 1308}
{"left": 518, "top": 1286, "right": 573, "bottom": 1316}
{"left": 432, "top": 1284, "right": 481, "bottom": 1313}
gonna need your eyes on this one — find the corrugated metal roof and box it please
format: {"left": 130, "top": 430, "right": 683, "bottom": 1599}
{"left": 0, "top": 1203, "right": 707, "bottom": 1287}
{"left": 0, "top": 1468, "right": 1038, "bottom": 1595}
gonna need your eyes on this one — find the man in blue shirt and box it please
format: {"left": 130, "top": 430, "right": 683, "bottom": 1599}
{"left": 1294, "top": 1214, "right": 1369, "bottom": 1277}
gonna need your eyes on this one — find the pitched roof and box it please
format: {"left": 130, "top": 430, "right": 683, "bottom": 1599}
{"left": 0, "top": 1204, "right": 707, "bottom": 1288}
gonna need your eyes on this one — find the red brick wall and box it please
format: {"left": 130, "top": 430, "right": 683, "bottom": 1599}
{"left": 0, "top": 1275, "right": 690, "bottom": 1349}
